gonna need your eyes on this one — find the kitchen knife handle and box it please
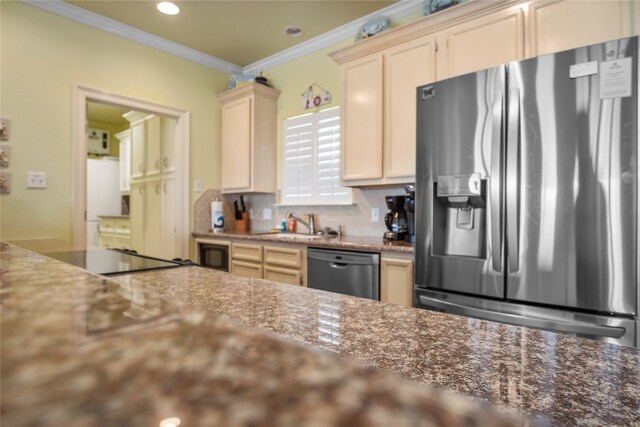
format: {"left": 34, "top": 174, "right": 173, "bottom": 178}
{"left": 506, "top": 88, "right": 520, "bottom": 273}
{"left": 490, "top": 85, "right": 503, "bottom": 273}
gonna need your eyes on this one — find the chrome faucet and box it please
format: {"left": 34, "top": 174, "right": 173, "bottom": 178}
{"left": 286, "top": 212, "right": 315, "bottom": 235}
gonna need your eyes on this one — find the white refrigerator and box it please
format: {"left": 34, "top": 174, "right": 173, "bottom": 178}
{"left": 87, "top": 157, "right": 121, "bottom": 248}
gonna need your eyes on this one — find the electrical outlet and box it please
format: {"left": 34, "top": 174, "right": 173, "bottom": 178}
{"left": 194, "top": 179, "right": 202, "bottom": 193}
{"left": 263, "top": 208, "right": 272, "bottom": 220}
{"left": 27, "top": 171, "right": 47, "bottom": 189}
{"left": 371, "top": 208, "right": 380, "bottom": 222}
{"left": 249, "top": 208, "right": 254, "bottom": 219}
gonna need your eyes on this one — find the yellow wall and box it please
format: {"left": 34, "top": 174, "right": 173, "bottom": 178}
{"left": 0, "top": 1, "right": 228, "bottom": 242}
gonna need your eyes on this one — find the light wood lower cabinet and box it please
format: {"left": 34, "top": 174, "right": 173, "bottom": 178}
{"left": 230, "top": 241, "right": 306, "bottom": 286}
{"left": 264, "top": 265, "right": 303, "bottom": 286}
{"left": 99, "top": 217, "right": 131, "bottom": 250}
{"left": 231, "top": 260, "right": 263, "bottom": 279}
{"left": 380, "top": 256, "right": 414, "bottom": 307}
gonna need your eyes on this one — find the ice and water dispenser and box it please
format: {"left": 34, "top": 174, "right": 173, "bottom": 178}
{"left": 432, "top": 173, "right": 486, "bottom": 259}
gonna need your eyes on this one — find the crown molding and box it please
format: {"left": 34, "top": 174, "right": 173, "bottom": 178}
{"left": 22, "top": 0, "right": 423, "bottom": 75}
{"left": 242, "top": 0, "right": 423, "bottom": 73}
{"left": 21, "top": 0, "right": 243, "bottom": 74}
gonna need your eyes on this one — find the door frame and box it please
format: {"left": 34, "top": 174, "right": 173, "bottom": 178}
{"left": 71, "top": 85, "right": 190, "bottom": 257}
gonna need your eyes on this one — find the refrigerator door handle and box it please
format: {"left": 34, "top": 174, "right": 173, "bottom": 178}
{"left": 418, "top": 296, "right": 627, "bottom": 339}
{"left": 506, "top": 88, "right": 520, "bottom": 272}
{"left": 490, "top": 90, "right": 503, "bottom": 272}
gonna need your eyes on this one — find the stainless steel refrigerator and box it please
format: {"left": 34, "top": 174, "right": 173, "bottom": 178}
{"left": 415, "top": 36, "right": 638, "bottom": 347}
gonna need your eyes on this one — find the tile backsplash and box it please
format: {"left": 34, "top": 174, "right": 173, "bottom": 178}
{"left": 194, "top": 186, "right": 407, "bottom": 237}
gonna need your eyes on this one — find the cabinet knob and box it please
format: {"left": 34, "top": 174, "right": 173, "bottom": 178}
{"left": 155, "top": 159, "right": 160, "bottom": 170}
{"left": 139, "top": 163, "right": 144, "bottom": 173}
{"left": 163, "top": 156, "right": 169, "bottom": 168}
{"left": 155, "top": 183, "right": 161, "bottom": 194}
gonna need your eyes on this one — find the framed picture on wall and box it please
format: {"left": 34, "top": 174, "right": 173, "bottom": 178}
{"left": 0, "top": 145, "right": 9, "bottom": 167}
{"left": 0, "top": 118, "right": 8, "bottom": 141}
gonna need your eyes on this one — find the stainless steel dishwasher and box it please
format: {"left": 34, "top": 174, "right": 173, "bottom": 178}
{"left": 307, "top": 248, "right": 380, "bottom": 300}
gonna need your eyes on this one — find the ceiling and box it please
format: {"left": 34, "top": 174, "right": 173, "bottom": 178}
{"left": 66, "top": 0, "right": 398, "bottom": 67}
{"left": 87, "top": 102, "right": 131, "bottom": 127}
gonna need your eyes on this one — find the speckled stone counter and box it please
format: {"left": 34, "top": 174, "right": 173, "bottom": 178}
{"left": 112, "top": 265, "right": 640, "bottom": 426}
{"left": 1, "top": 243, "right": 520, "bottom": 427}
{"left": 193, "top": 231, "right": 414, "bottom": 254}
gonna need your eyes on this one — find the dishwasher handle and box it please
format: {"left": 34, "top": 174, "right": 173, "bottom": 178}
{"left": 330, "top": 262, "right": 348, "bottom": 269}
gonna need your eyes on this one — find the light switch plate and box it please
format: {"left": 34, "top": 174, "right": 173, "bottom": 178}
{"left": 263, "top": 208, "right": 272, "bottom": 220}
{"left": 371, "top": 208, "right": 380, "bottom": 222}
{"left": 27, "top": 171, "right": 47, "bottom": 189}
{"left": 194, "top": 179, "right": 202, "bottom": 193}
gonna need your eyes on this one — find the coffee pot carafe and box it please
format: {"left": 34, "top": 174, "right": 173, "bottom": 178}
{"left": 384, "top": 195, "right": 408, "bottom": 241}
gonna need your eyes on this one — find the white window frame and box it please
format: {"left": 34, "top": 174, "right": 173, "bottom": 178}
{"left": 281, "top": 106, "right": 352, "bottom": 206}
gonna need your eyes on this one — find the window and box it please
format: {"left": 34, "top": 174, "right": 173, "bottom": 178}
{"left": 282, "top": 107, "right": 352, "bottom": 205}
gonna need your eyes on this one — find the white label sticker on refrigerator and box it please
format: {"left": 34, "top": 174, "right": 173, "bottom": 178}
{"left": 600, "top": 58, "right": 632, "bottom": 99}
{"left": 569, "top": 61, "right": 598, "bottom": 79}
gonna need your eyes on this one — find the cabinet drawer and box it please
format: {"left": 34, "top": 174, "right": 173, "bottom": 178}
{"left": 231, "top": 260, "right": 263, "bottom": 279}
{"left": 231, "top": 243, "right": 263, "bottom": 263}
{"left": 263, "top": 245, "right": 302, "bottom": 268}
{"left": 99, "top": 234, "right": 116, "bottom": 249}
{"left": 115, "top": 218, "right": 130, "bottom": 235}
{"left": 264, "top": 265, "right": 302, "bottom": 286}
{"left": 99, "top": 218, "right": 116, "bottom": 233}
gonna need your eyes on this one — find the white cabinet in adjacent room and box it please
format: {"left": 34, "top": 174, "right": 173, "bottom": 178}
{"left": 115, "top": 129, "right": 131, "bottom": 193}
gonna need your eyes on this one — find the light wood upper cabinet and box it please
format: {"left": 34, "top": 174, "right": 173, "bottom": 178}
{"left": 384, "top": 35, "right": 436, "bottom": 179}
{"left": 333, "top": 36, "right": 435, "bottom": 186}
{"left": 341, "top": 55, "right": 383, "bottom": 182}
{"left": 437, "top": 7, "right": 525, "bottom": 80}
{"left": 528, "top": 0, "right": 636, "bottom": 57}
{"left": 218, "top": 83, "right": 280, "bottom": 194}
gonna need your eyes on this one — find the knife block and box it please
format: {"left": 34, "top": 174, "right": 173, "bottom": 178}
{"left": 235, "top": 212, "right": 249, "bottom": 233}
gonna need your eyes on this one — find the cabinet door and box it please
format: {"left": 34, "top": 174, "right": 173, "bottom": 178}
{"left": 437, "top": 8, "right": 524, "bottom": 79}
{"left": 144, "top": 179, "right": 162, "bottom": 258}
{"left": 119, "top": 136, "right": 131, "bottom": 192}
{"left": 221, "top": 97, "right": 252, "bottom": 191}
{"left": 231, "top": 260, "right": 263, "bottom": 279}
{"left": 161, "top": 116, "right": 177, "bottom": 174}
{"left": 264, "top": 265, "right": 302, "bottom": 286}
{"left": 99, "top": 233, "right": 116, "bottom": 249}
{"left": 130, "top": 121, "right": 145, "bottom": 182}
{"left": 341, "top": 55, "right": 383, "bottom": 182}
{"left": 129, "top": 182, "right": 145, "bottom": 253}
{"left": 160, "top": 177, "right": 176, "bottom": 260}
{"left": 384, "top": 36, "right": 436, "bottom": 180}
{"left": 529, "top": 0, "right": 633, "bottom": 57}
{"left": 380, "top": 257, "right": 414, "bottom": 307}
{"left": 145, "top": 116, "right": 162, "bottom": 178}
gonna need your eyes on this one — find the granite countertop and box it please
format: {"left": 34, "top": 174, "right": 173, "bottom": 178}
{"left": 1, "top": 242, "right": 520, "bottom": 427}
{"left": 193, "top": 230, "right": 414, "bottom": 254}
{"left": 111, "top": 265, "right": 640, "bottom": 426}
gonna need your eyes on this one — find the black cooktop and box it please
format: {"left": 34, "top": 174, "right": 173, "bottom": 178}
{"left": 44, "top": 249, "right": 185, "bottom": 276}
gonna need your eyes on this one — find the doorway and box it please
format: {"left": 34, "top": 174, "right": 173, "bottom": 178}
{"left": 72, "top": 86, "right": 190, "bottom": 258}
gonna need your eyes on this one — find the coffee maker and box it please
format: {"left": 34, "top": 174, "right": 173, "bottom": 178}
{"left": 384, "top": 195, "right": 408, "bottom": 241}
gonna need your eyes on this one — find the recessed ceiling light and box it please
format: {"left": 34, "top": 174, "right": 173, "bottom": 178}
{"left": 157, "top": 2, "right": 180, "bottom": 15}
{"left": 285, "top": 26, "right": 303, "bottom": 37}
